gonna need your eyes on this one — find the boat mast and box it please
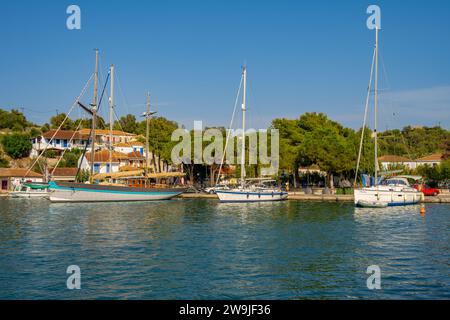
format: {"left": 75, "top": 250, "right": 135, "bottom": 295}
{"left": 374, "top": 27, "right": 379, "bottom": 186}
{"left": 90, "top": 49, "right": 99, "bottom": 183}
{"left": 145, "top": 92, "right": 151, "bottom": 176}
{"left": 109, "top": 64, "right": 114, "bottom": 176}
{"left": 241, "top": 66, "right": 247, "bottom": 187}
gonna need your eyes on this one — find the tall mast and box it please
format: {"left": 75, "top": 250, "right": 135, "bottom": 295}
{"left": 90, "top": 49, "right": 99, "bottom": 183}
{"left": 109, "top": 64, "right": 114, "bottom": 175}
{"left": 374, "top": 27, "right": 379, "bottom": 186}
{"left": 145, "top": 92, "right": 151, "bottom": 176}
{"left": 241, "top": 66, "right": 247, "bottom": 186}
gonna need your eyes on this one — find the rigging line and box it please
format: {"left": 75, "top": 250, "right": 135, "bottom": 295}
{"left": 354, "top": 46, "right": 376, "bottom": 186}
{"left": 115, "top": 71, "right": 131, "bottom": 116}
{"left": 74, "top": 71, "right": 111, "bottom": 181}
{"left": 215, "top": 73, "right": 244, "bottom": 186}
{"left": 50, "top": 114, "right": 86, "bottom": 176}
{"left": 24, "top": 73, "right": 94, "bottom": 179}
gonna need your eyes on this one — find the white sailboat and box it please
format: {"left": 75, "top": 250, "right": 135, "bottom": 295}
{"left": 49, "top": 51, "right": 184, "bottom": 202}
{"left": 353, "top": 26, "right": 423, "bottom": 207}
{"left": 215, "top": 67, "right": 288, "bottom": 203}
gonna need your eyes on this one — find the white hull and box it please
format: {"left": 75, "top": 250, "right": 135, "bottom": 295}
{"left": 10, "top": 191, "right": 49, "bottom": 199}
{"left": 216, "top": 189, "right": 288, "bottom": 202}
{"left": 354, "top": 187, "right": 423, "bottom": 207}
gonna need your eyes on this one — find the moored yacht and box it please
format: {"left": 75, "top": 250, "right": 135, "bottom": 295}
{"left": 215, "top": 67, "right": 288, "bottom": 203}
{"left": 48, "top": 51, "right": 185, "bottom": 202}
{"left": 354, "top": 177, "right": 423, "bottom": 207}
{"left": 353, "top": 24, "right": 423, "bottom": 208}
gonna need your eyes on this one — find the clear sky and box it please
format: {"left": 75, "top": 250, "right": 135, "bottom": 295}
{"left": 1, "top": 0, "right": 449, "bottom": 130}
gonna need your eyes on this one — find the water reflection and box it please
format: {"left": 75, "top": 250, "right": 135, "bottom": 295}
{"left": 0, "top": 198, "right": 448, "bottom": 299}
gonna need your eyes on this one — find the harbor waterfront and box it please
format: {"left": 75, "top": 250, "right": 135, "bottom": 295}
{"left": 0, "top": 198, "right": 448, "bottom": 299}
{"left": 179, "top": 192, "right": 450, "bottom": 203}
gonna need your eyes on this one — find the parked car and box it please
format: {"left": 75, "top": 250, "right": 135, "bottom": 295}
{"left": 203, "top": 185, "right": 229, "bottom": 194}
{"left": 413, "top": 184, "right": 440, "bottom": 196}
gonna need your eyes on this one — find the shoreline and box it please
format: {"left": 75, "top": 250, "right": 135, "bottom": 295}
{"left": 2, "top": 191, "right": 449, "bottom": 203}
{"left": 179, "top": 192, "right": 450, "bottom": 203}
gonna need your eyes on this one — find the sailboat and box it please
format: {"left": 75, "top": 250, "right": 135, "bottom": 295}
{"left": 353, "top": 26, "right": 423, "bottom": 207}
{"left": 49, "top": 51, "right": 185, "bottom": 202}
{"left": 215, "top": 67, "right": 288, "bottom": 203}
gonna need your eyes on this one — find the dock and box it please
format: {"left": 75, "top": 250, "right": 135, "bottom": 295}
{"left": 178, "top": 192, "right": 450, "bottom": 203}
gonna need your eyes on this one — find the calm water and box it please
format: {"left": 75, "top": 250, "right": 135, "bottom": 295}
{"left": 0, "top": 198, "right": 448, "bottom": 299}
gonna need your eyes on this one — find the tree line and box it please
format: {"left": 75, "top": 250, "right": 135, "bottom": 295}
{"left": 0, "top": 108, "right": 449, "bottom": 185}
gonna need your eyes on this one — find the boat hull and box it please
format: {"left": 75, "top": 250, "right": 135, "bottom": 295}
{"left": 48, "top": 182, "right": 184, "bottom": 202}
{"left": 10, "top": 192, "right": 49, "bottom": 199}
{"left": 216, "top": 190, "right": 288, "bottom": 203}
{"left": 354, "top": 188, "right": 423, "bottom": 207}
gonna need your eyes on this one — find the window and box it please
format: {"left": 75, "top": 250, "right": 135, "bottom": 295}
{"left": 94, "top": 164, "right": 100, "bottom": 173}
{"left": 56, "top": 139, "right": 60, "bottom": 145}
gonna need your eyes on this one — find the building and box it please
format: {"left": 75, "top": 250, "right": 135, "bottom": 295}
{"left": 78, "top": 149, "right": 145, "bottom": 174}
{"left": 378, "top": 155, "right": 416, "bottom": 170}
{"left": 31, "top": 130, "right": 90, "bottom": 157}
{"left": 49, "top": 167, "right": 78, "bottom": 182}
{"left": 414, "top": 153, "right": 444, "bottom": 168}
{"left": 31, "top": 129, "right": 137, "bottom": 158}
{"left": 0, "top": 168, "right": 43, "bottom": 192}
{"left": 77, "top": 129, "right": 136, "bottom": 147}
{"left": 113, "top": 141, "right": 145, "bottom": 156}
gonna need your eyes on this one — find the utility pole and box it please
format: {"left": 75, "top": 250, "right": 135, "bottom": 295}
{"left": 142, "top": 92, "right": 157, "bottom": 178}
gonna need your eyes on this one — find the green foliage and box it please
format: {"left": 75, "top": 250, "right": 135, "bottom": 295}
{"left": 74, "top": 117, "right": 106, "bottom": 130}
{"left": 50, "top": 113, "right": 74, "bottom": 130}
{"left": 1, "top": 133, "right": 32, "bottom": 159}
{"left": 114, "top": 114, "right": 138, "bottom": 134}
{"left": 0, "top": 108, "right": 33, "bottom": 131}
{"left": 43, "top": 150, "right": 58, "bottom": 158}
{"left": 272, "top": 112, "right": 358, "bottom": 182}
{"left": 41, "top": 123, "right": 50, "bottom": 133}
{"left": 76, "top": 169, "right": 90, "bottom": 183}
{"left": 379, "top": 126, "right": 449, "bottom": 159}
{"left": 137, "top": 116, "right": 179, "bottom": 165}
{"left": 0, "top": 157, "right": 9, "bottom": 168}
{"left": 416, "top": 160, "right": 450, "bottom": 182}
{"left": 59, "top": 148, "right": 82, "bottom": 167}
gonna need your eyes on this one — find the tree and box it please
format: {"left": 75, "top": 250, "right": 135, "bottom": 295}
{"left": 114, "top": 114, "right": 138, "bottom": 134}
{"left": 136, "top": 116, "right": 179, "bottom": 172}
{"left": 74, "top": 116, "right": 107, "bottom": 130}
{"left": 0, "top": 108, "right": 33, "bottom": 131}
{"left": 60, "top": 148, "right": 82, "bottom": 167}
{"left": 50, "top": 113, "right": 74, "bottom": 130}
{"left": 1, "top": 133, "right": 32, "bottom": 159}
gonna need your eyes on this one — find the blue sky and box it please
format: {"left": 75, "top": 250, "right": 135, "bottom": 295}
{"left": 0, "top": 0, "right": 449, "bottom": 130}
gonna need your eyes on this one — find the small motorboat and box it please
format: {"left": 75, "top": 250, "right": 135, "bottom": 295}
{"left": 10, "top": 182, "right": 50, "bottom": 199}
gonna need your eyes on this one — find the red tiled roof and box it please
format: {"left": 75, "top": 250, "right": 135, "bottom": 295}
{"left": 127, "top": 151, "right": 145, "bottom": 159}
{"left": 78, "top": 129, "right": 136, "bottom": 137}
{"left": 42, "top": 130, "right": 88, "bottom": 140}
{"left": 114, "top": 141, "right": 144, "bottom": 147}
{"left": 0, "top": 168, "right": 43, "bottom": 178}
{"left": 85, "top": 150, "right": 128, "bottom": 162}
{"left": 50, "top": 167, "right": 78, "bottom": 176}
{"left": 378, "top": 155, "right": 412, "bottom": 162}
{"left": 415, "top": 153, "right": 443, "bottom": 162}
